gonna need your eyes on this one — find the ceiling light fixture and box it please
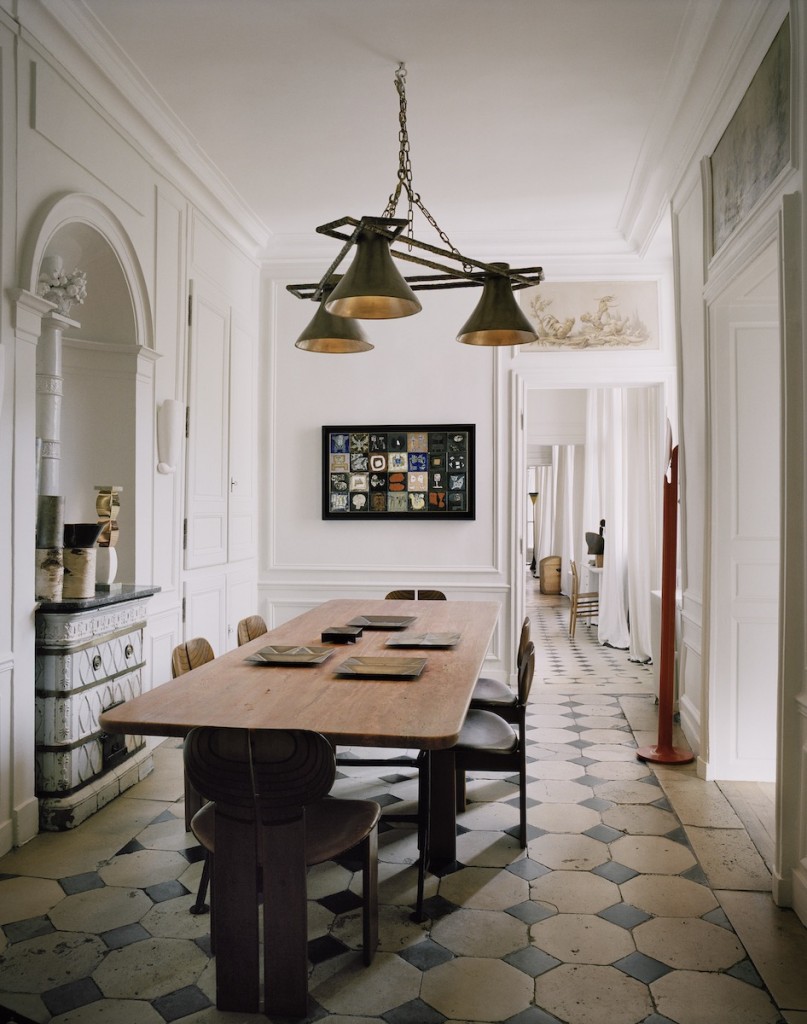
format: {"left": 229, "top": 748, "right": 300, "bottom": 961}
{"left": 294, "top": 280, "right": 373, "bottom": 353}
{"left": 289, "top": 63, "right": 543, "bottom": 350}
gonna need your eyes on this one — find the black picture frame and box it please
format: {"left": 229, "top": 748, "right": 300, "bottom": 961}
{"left": 322, "top": 424, "right": 476, "bottom": 520}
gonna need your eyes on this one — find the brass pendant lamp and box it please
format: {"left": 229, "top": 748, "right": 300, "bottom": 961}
{"left": 457, "top": 264, "right": 538, "bottom": 347}
{"left": 294, "top": 281, "right": 373, "bottom": 353}
{"left": 288, "top": 63, "right": 543, "bottom": 348}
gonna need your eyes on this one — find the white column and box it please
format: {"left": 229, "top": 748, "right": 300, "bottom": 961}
{"left": 36, "top": 312, "right": 79, "bottom": 496}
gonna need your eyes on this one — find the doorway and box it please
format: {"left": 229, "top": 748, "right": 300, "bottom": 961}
{"left": 706, "top": 241, "right": 780, "bottom": 782}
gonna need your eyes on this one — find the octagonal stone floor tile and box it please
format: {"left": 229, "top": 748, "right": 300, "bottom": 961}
{"left": 51, "top": 999, "right": 166, "bottom": 1023}
{"left": 455, "top": 829, "right": 525, "bottom": 867}
{"left": 531, "top": 742, "right": 586, "bottom": 762}
{"left": 576, "top": 715, "right": 632, "bottom": 730}
{"left": 635, "top": 916, "right": 744, "bottom": 970}
{"left": 310, "top": 950, "right": 421, "bottom": 1017}
{"left": 438, "top": 865, "right": 529, "bottom": 912}
{"left": 309, "top": 898, "right": 337, "bottom": 940}
{"left": 651, "top": 968, "right": 781, "bottom": 1023}
{"left": 378, "top": 824, "right": 420, "bottom": 865}
{"left": 582, "top": 745, "right": 638, "bottom": 762}
{"left": 97, "top": 849, "right": 191, "bottom": 888}
{"left": 529, "top": 833, "right": 609, "bottom": 871}
{"left": 584, "top": 760, "right": 652, "bottom": 781}
{"left": 536, "top": 963, "right": 653, "bottom": 1024}
{"left": 531, "top": 709, "right": 574, "bottom": 724}
{"left": 0, "top": 875, "right": 66, "bottom": 926}
{"left": 49, "top": 884, "right": 153, "bottom": 934}
{"left": 609, "top": 835, "right": 696, "bottom": 874}
{"left": 136, "top": 814, "right": 196, "bottom": 852}
{"left": 526, "top": 759, "right": 587, "bottom": 781}
{"left": 527, "top": 801, "right": 602, "bottom": 834}
{"left": 594, "top": 780, "right": 663, "bottom": 805}
{"left": 92, "top": 936, "right": 208, "bottom": 1000}
{"left": 530, "top": 869, "right": 620, "bottom": 914}
{"left": 140, "top": 893, "right": 214, "bottom": 940}
{"left": 307, "top": 859, "right": 354, "bottom": 899}
{"left": 578, "top": 729, "right": 636, "bottom": 746}
{"left": 0, "top": 930, "right": 106, "bottom": 993}
{"left": 572, "top": 703, "right": 622, "bottom": 717}
{"left": 522, "top": 779, "right": 594, "bottom": 804}
{"left": 602, "top": 804, "right": 679, "bottom": 836}
{"left": 531, "top": 912, "right": 635, "bottom": 964}
{"left": 620, "top": 874, "right": 719, "bottom": 918}
{"left": 378, "top": 859, "right": 437, "bottom": 907}
{"left": 455, "top": 798, "right": 520, "bottom": 833}
{"left": 431, "top": 907, "right": 529, "bottom": 957}
{"left": 462, "top": 776, "right": 519, "bottom": 804}
{"left": 420, "top": 956, "right": 533, "bottom": 1021}
{"left": 532, "top": 727, "right": 582, "bottom": 744}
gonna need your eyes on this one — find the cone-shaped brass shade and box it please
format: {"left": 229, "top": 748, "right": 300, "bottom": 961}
{"left": 326, "top": 227, "right": 422, "bottom": 319}
{"left": 294, "top": 295, "right": 373, "bottom": 353}
{"left": 456, "top": 264, "right": 537, "bottom": 346}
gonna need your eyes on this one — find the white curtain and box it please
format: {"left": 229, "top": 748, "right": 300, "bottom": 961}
{"left": 579, "top": 387, "right": 663, "bottom": 658}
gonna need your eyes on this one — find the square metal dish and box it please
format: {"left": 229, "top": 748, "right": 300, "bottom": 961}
{"left": 335, "top": 656, "right": 427, "bottom": 679}
{"left": 245, "top": 645, "right": 334, "bottom": 666}
{"left": 346, "top": 615, "right": 417, "bottom": 630}
{"left": 385, "top": 632, "right": 460, "bottom": 648}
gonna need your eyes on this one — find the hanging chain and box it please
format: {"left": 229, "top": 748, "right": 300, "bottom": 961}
{"left": 383, "top": 63, "right": 463, "bottom": 261}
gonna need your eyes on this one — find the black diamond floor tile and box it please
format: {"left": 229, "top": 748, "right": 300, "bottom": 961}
{"left": 398, "top": 938, "right": 453, "bottom": 971}
{"left": 101, "top": 921, "right": 151, "bottom": 949}
{"left": 3, "top": 915, "right": 54, "bottom": 944}
{"left": 152, "top": 984, "right": 211, "bottom": 1022}
{"left": 504, "top": 944, "right": 562, "bottom": 977}
{"left": 60, "top": 870, "right": 105, "bottom": 895}
{"left": 144, "top": 879, "right": 189, "bottom": 902}
{"left": 613, "top": 950, "right": 672, "bottom": 983}
{"left": 41, "top": 977, "right": 102, "bottom": 1016}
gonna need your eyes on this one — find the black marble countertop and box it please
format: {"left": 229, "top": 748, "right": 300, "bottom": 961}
{"left": 36, "top": 584, "right": 161, "bottom": 614}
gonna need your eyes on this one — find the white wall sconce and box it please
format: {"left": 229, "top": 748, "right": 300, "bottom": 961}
{"left": 156, "top": 399, "right": 184, "bottom": 474}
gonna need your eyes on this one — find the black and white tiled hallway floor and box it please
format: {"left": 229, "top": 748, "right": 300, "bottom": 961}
{"left": 2, "top": 589, "right": 806, "bottom": 1023}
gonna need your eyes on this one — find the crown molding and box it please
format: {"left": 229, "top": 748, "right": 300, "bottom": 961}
{"left": 15, "top": 0, "right": 271, "bottom": 254}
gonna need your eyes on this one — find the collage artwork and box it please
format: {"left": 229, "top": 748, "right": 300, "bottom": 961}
{"left": 323, "top": 425, "right": 475, "bottom": 519}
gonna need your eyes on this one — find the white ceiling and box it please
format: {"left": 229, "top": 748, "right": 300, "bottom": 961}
{"left": 75, "top": 0, "right": 713, "bottom": 263}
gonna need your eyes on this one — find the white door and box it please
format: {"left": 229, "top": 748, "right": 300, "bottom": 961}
{"left": 185, "top": 284, "right": 230, "bottom": 570}
{"left": 707, "top": 242, "right": 780, "bottom": 781}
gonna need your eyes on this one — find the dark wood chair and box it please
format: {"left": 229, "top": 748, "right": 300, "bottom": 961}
{"left": 569, "top": 560, "right": 599, "bottom": 638}
{"left": 454, "top": 640, "right": 535, "bottom": 847}
{"left": 236, "top": 614, "right": 267, "bottom": 646}
{"left": 171, "top": 638, "right": 215, "bottom": 832}
{"left": 385, "top": 589, "right": 446, "bottom": 600}
{"left": 470, "top": 616, "right": 531, "bottom": 721}
{"left": 184, "top": 727, "right": 380, "bottom": 1017}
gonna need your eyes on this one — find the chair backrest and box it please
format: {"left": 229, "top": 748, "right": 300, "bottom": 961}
{"left": 518, "top": 641, "right": 535, "bottom": 706}
{"left": 517, "top": 616, "right": 531, "bottom": 668}
{"left": 385, "top": 588, "right": 446, "bottom": 601}
{"left": 171, "top": 637, "right": 215, "bottom": 678}
{"left": 237, "top": 615, "right": 267, "bottom": 646}
{"left": 570, "top": 560, "right": 580, "bottom": 598}
{"left": 183, "top": 728, "right": 336, "bottom": 824}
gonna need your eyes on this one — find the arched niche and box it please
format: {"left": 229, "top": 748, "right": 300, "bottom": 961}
{"left": 23, "top": 193, "right": 156, "bottom": 587}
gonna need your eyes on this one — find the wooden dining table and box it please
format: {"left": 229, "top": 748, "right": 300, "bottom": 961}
{"left": 100, "top": 597, "right": 499, "bottom": 1013}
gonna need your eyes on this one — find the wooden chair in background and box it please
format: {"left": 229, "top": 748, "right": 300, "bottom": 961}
{"left": 170, "top": 637, "right": 215, "bottom": 834}
{"left": 385, "top": 589, "right": 446, "bottom": 600}
{"left": 184, "top": 727, "right": 380, "bottom": 1017}
{"left": 569, "top": 560, "right": 599, "bottom": 639}
{"left": 236, "top": 615, "right": 267, "bottom": 646}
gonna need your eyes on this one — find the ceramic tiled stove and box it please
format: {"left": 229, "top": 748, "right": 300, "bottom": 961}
{"left": 34, "top": 585, "right": 159, "bottom": 831}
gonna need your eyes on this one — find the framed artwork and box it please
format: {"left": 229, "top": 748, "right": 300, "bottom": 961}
{"left": 709, "top": 16, "right": 790, "bottom": 255}
{"left": 519, "top": 281, "right": 659, "bottom": 350}
{"left": 322, "top": 424, "right": 475, "bottom": 520}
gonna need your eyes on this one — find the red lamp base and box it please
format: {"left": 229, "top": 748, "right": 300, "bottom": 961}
{"left": 636, "top": 744, "right": 695, "bottom": 765}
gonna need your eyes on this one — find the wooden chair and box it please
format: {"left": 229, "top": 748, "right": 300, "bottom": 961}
{"left": 184, "top": 727, "right": 380, "bottom": 1017}
{"left": 454, "top": 640, "right": 535, "bottom": 847}
{"left": 569, "top": 560, "right": 599, "bottom": 639}
{"left": 385, "top": 589, "right": 446, "bottom": 600}
{"left": 171, "top": 638, "right": 215, "bottom": 833}
{"left": 470, "top": 616, "right": 531, "bottom": 721}
{"left": 236, "top": 615, "right": 267, "bottom": 646}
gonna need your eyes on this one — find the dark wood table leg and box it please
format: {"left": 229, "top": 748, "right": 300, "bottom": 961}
{"left": 262, "top": 818, "right": 309, "bottom": 1018}
{"left": 213, "top": 811, "right": 260, "bottom": 1012}
{"left": 428, "top": 748, "right": 458, "bottom": 871}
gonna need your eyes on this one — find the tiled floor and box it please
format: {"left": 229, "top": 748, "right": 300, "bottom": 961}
{"left": 2, "top": 587, "right": 807, "bottom": 1023}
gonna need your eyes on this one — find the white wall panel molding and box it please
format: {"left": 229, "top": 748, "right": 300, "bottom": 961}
{"left": 16, "top": 0, "right": 268, "bottom": 254}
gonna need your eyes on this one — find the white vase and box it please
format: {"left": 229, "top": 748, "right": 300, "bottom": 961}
{"left": 96, "top": 546, "right": 118, "bottom": 588}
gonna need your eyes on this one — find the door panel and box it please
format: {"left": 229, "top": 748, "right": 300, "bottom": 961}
{"left": 185, "top": 286, "right": 230, "bottom": 569}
